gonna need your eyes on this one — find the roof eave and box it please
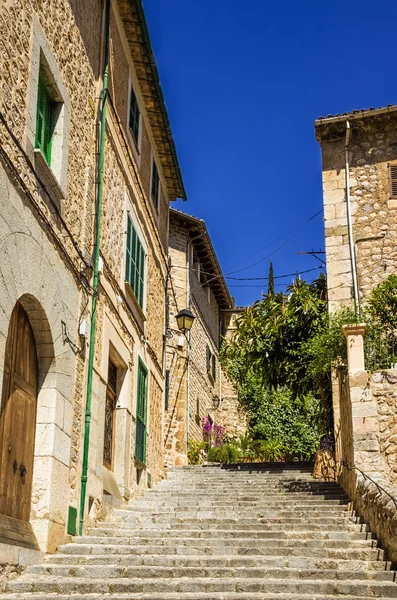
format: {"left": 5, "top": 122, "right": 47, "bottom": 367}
{"left": 315, "top": 105, "right": 397, "bottom": 128}
{"left": 170, "top": 209, "right": 233, "bottom": 309}
{"left": 117, "top": 0, "right": 186, "bottom": 201}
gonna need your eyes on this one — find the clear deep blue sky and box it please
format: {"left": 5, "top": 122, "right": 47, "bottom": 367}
{"left": 144, "top": 0, "right": 397, "bottom": 306}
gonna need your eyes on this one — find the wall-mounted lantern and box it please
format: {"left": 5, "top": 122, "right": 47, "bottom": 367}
{"left": 212, "top": 395, "right": 220, "bottom": 410}
{"left": 176, "top": 308, "right": 195, "bottom": 334}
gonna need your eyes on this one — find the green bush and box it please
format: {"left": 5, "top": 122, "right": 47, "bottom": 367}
{"left": 254, "top": 438, "right": 285, "bottom": 462}
{"left": 187, "top": 440, "right": 207, "bottom": 465}
{"left": 207, "top": 444, "right": 240, "bottom": 464}
{"left": 247, "top": 389, "right": 324, "bottom": 461}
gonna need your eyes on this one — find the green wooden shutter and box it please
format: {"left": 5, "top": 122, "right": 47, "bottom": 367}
{"left": 135, "top": 359, "right": 148, "bottom": 465}
{"left": 212, "top": 355, "right": 216, "bottom": 381}
{"left": 35, "top": 75, "right": 54, "bottom": 164}
{"left": 125, "top": 216, "right": 145, "bottom": 308}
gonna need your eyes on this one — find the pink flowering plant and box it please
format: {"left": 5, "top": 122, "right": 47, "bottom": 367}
{"left": 202, "top": 415, "right": 213, "bottom": 446}
{"left": 202, "top": 415, "right": 226, "bottom": 447}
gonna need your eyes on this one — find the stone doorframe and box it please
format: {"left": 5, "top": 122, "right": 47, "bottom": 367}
{"left": 0, "top": 225, "right": 79, "bottom": 554}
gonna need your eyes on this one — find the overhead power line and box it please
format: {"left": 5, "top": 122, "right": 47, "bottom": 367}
{"left": 226, "top": 210, "right": 323, "bottom": 275}
{"left": 173, "top": 208, "right": 324, "bottom": 301}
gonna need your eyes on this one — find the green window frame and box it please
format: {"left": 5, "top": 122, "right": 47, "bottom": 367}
{"left": 35, "top": 74, "right": 55, "bottom": 165}
{"left": 135, "top": 358, "right": 148, "bottom": 465}
{"left": 151, "top": 160, "right": 160, "bottom": 209}
{"left": 129, "top": 86, "right": 140, "bottom": 143}
{"left": 125, "top": 215, "right": 145, "bottom": 308}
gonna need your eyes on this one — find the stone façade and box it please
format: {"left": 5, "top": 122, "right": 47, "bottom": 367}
{"left": 0, "top": 0, "right": 184, "bottom": 564}
{"left": 164, "top": 210, "right": 247, "bottom": 467}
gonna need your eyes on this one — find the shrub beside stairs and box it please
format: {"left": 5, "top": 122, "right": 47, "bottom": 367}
{"left": 2, "top": 462, "right": 397, "bottom": 599}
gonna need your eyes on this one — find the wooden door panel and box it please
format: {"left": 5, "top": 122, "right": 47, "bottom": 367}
{"left": 0, "top": 302, "right": 38, "bottom": 521}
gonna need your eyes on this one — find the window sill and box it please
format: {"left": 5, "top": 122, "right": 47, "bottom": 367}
{"left": 134, "top": 456, "right": 146, "bottom": 470}
{"left": 34, "top": 148, "right": 65, "bottom": 212}
{"left": 125, "top": 281, "right": 146, "bottom": 331}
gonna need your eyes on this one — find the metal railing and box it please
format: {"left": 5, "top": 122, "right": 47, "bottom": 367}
{"left": 339, "top": 460, "right": 397, "bottom": 509}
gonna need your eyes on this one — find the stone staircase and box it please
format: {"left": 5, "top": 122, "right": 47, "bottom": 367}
{"left": 3, "top": 463, "right": 397, "bottom": 599}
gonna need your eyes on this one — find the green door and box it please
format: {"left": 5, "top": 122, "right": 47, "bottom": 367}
{"left": 135, "top": 359, "right": 148, "bottom": 465}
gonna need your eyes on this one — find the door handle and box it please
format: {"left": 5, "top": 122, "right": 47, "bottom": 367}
{"left": 20, "top": 464, "right": 27, "bottom": 477}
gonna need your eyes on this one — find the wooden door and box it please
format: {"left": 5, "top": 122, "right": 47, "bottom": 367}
{"left": 0, "top": 302, "right": 38, "bottom": 521}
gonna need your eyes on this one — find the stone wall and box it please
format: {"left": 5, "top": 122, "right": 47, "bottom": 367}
{"left": 335, "top": 326, "right": 397, "bottom": 563}
{"left": 0, "top": 0, "right": 175, "bottom": 561}
{"left": 318, "top": 114, "right": 397, "bottom": 312}
{"left": 165, "top": 216, "right": 246, "bottom": 466}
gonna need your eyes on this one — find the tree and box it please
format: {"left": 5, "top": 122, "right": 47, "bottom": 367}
{"left": 267, "top": 261, "right": 275, "bottom": 296}
{"left": 222, "top": 276, "right": 327, "bottom": 398}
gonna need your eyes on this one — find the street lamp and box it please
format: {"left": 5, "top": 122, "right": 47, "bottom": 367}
{"left": 176, "top": 308, "right": 195, "bottom": 334}
{"left": 212, "top": 395, "right": 220, "bottom": 409}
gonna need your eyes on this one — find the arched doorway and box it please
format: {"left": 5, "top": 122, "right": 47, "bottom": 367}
{"left": 0, "top": 301, "right": 38, "bottom": 522}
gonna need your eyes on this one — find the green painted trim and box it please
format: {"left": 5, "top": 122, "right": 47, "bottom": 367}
{"left": 67, "top": 506, "right": 77, "bottom": 536}
{"left": 78, "top": 0, "right": 111, "bottom": 537}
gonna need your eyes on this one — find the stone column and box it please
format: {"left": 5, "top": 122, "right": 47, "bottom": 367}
{"left": 342, "top": 324, "right": 383, "bottom": 476}
{"left": 342, "top": 324, "right": 366, "bottom": 372}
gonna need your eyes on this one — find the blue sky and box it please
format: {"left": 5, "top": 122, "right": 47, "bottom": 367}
{"left": 144, "top": 0, "right": 397, "bottom": 306}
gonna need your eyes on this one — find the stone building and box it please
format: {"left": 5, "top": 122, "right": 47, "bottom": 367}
{"left": 0, "top": 0, "right": 185, "bottom": 566}
{"left": 164, "top": 209, "right": 246, "bottom": 466}
{"left": 315, "top": 109, "right": 397, "bottom": 496}
{"left": 315, "top": 106, "right": 397, "bottom": 313}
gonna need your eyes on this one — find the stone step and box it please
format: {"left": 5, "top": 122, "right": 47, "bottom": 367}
{"left": 144, "top": 493, "right": 349, "bottom": 500}
{"left": 119, "top": 502, "right": 351, "bottom": 511}
{"left": 5, "top": 464, "right": 395, "bottom": 600}
{"left": 29, "top": 558, "right": 393, "bottom": 579}
{"left": 55, "top": 542, "right": 385, "bottom": 560}
{"left": 113, "top": 514, "right": 358, "bottom": 525}
{"left": 85, "top": 526, "right": 368, "bottom": 539}
{"left": 159, "top": 484, "right": 332, "bottom": 490}
{"left": 63, "top": 531, "right": 377, "bottom": 549}
{"left": 1, "top": 595, "right": 391, "bottom": 600}
{"left": 85, "top": 520, "right": 372, "bottom": 532}
{"left": 42, "top": 553, "right": 390, "bottom": 571}
{"left": 7, "top": 575, "right": 397, "bottom": 596}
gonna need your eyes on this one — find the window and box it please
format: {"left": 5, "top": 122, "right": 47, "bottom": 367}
{"left": 129, "top": 86, "right": 140, "bottom": 143}
{"left": 206, "top": 344, "right": 216, "bottom": 382}
{"left": 151, "top": 159, "right": 160, "bottom": 209}
{"left": 389, "top": 164, "right": 397, "bottom": 198}
{"left": 35, "top": 74, "right": 55, "bottom": 165}
{"left": 125, "top": 215, "right": 145, "bottom": 308}
{"left": 135, "top": 359, "right": 148, "bottom": 465}
{"left": 103, "top": 360, "right": 117, "bottom": 470}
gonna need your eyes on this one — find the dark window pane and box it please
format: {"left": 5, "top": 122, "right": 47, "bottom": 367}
{"left": 129, "top": 86, "right": 140, "bottom": 142}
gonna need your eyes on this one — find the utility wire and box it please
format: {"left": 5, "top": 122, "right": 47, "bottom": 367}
{"left": 173, "top": 209, "right": 324, "bottom": 301}
{"left": 226, "top": 266, "right": 323, "bottom": 281}
{"left": 226, "top": 210, "right": 323, "bottom": 275}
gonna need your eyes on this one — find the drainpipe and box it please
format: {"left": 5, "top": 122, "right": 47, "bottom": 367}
{"left": 345, "top": 121, "right": 360, "bottom": 318}
{"left": 79, "top": 0, "right": 111, "bottom": 536}
{"left": 186, "top": 240, "right": 191, "bottom": 454}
